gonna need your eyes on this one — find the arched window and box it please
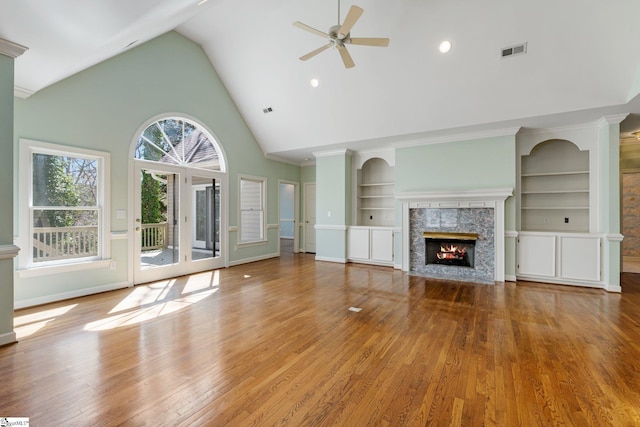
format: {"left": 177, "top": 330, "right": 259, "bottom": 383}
{"left": 135, "top": 117, "right": 225, "bottom": 171}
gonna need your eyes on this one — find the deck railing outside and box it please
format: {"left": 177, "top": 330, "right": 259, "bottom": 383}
{"left": 33, "top": 225, "right": 98, "bottom": 262}
{"left": 141, "top": 223, "right": 167, "bottom": 250}
{"left": 32, "top": 222, "right": 169, "bottom": 262}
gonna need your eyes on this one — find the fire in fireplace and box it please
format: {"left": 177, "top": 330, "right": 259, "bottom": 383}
{"left": 423, "top": 232, "right": 478, "bottom": 268}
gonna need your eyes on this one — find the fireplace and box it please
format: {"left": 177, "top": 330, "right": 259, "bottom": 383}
{"left": 398, "top": 188, "right": 513, "bottom": 284}
{"left": 424, "top": 232, "right": 477, "bottom": 268}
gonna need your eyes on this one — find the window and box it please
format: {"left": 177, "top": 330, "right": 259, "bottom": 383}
{"left": 239, "top": 176, "right": 266, "bottom": 243}
{"left": 19, "top": 139, "right": 110, "bottom": 269}
{"left": 135, "top": 117, "right": 225, "bottom": 171}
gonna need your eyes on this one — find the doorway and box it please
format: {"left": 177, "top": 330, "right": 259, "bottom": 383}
{"left": 622, "top": 171, "right": 640, "bottom": 273}
{"left": 279, "top": 181, "right": 298, "bottom": 254}
{"left": 304, "top": 182, "right": 316, "bottom": 253}
{"left": 133, "top": 163, "right": 225, "bottom": 284}
{"left": 131, "top": 116, "right": 227, "bottom": 284}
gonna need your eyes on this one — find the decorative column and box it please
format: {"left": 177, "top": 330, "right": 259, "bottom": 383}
{"left": 598, "top": 115, "right": 627, "bottom": 292}
{"left": 0, "top": 38, "right": 27, "bottom": 346}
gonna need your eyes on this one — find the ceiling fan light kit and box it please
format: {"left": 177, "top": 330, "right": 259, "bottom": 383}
{"left": 293, "top": 3, "right": 390, "bottom": 69}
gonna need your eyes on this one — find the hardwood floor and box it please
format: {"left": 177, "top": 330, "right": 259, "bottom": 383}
{"left": 2, "top": 253, "right": 640, "bottom": 426}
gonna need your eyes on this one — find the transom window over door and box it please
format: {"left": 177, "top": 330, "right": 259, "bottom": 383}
{"left": 135, "top": 117, "right": 225, "bottom": 171}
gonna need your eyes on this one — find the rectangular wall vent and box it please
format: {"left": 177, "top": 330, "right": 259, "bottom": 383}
{"left": 262, "top": 107, "right": 273, "bottom": 114}
{"left": 501, "top": 42, "right": 527, "bottom": 58}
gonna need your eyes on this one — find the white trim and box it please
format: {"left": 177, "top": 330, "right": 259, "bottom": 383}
{"left": 14, "top": 86, "right": 35, "bottom": 99}
{"left": 17, "top": 259, "right": 112, "bottom": 279}
{"left": 391, "top": 127, "right": 520, "bottom": 149}
{"left": 14, "top": 281, "right": 130, "bottom": 309}
{"left": 228, "top": 252, "right": 279, "bottom": 266}
{"left": 315, "top": 255, "right": 347, "bottom": 263}
{"left": 314, "top": 224, "right": 348, "bottom": 231}
{"left": 505, "top": 230, "right": 519, "bottom": 238}
{"left": 0, "top": 37, "right": 28, "bottom": 58}
{"left": 505, "top": 275, "right": 517, "bottom": 282}
{"left": 604, "top": 233, "right": 624, "bottom": 242}
{"left": 313, "top": 148, "right": 351, "bottom": 158}
{"left": 596, "top": 114, "right": 628, "bottom": 128}
{"left": 228, "top": 226, "right": 239, "bottom": 232}
{"left": 0, "top": 245, "right": 20, "bottom": 259}
{"left": 264, "top": 153, "right": 301, "bottom": 166}
{"left": 301, "top": 159, "right": 316, "bottom": 167}
{"left": 396, "top": 188, "right": 513, "bottom": 204}
{"left": 267, "top": 223, "right": 280, "bottom": 229}
{"left": 516, "top": 275, "right": 605, "bottom": 290}
{"left": 0, "top": 331, "right": 17, "bottom": 347}
{"left": 235, "top": 240, "right": 268, "bottom": 249}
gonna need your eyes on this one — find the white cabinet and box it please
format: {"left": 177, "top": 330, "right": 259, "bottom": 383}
{"left": 348, "top": 226, "right": 393, "bottom": 265}
{"left": 517, "top": 232, "right": 601, "bottom": 286}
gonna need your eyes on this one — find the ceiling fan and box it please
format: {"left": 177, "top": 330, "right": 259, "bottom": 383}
{"left": 293, "top": 2, "right": 390, "bottom": 69}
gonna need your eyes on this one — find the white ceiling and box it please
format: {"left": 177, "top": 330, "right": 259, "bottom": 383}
{"left": 3, "top": 0, "right": 640, "bottom": 163}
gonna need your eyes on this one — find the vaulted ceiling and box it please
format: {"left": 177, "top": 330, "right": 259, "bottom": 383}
{"left": 3, "top": 0, "right": 640, "bottom": 163}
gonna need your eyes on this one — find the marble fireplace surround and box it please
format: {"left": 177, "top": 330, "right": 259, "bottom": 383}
{"left": 397, "top": 188, "right": 513, "bottom": 283}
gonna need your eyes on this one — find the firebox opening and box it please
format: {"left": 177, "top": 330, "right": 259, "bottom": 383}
{"left": 423, "top": 232, "right": 478, "bottom": 268}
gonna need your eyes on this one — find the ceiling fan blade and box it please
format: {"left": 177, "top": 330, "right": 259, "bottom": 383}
{"left": 299, "top": 42, "right": 333, "bottom": 61}
{"left": 336, "top": 45, "right": 355, "bottom": 69}
{"left": 338, "top": 5, "right": 364, "bottom": 39}
{"left": 293, "top": 21, "right": 330, "bottom": 39}
{"left": 347, "top": 37, "right": 390, "bottom": 47}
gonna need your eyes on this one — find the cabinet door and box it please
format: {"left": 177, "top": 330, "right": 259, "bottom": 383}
{"left": 348, "top": 228, "right": 370, "bottom": 259}
{"left": 371, "top": 228, "right": 393, "bottom": 262}
{"left": 518, "top": 234, "right": 556, "bottom": 277}
{"left": 560, "top": 236, "right": 600, "bottom": 281}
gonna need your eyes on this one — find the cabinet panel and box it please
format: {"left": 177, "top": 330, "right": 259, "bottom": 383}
{"left": 560, "top": 236, "right": 600, "bottom": 281}
{"left": 348, "top": 228, "right": 370, "bottom": 259}
{"left": 371, "top": 228, "right": 393, "bottom": 262}
{"left": 518, "top": 235, "right": 555, "bottom": 277}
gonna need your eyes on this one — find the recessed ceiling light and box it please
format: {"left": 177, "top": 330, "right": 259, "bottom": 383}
{"left": 310, "top": 78, "right": 319, "bottom": 88}
{"left": 439, "top": 40, "right": 452, "bottom": 53}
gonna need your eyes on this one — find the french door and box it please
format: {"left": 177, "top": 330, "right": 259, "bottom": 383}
{"left": 133, "top": 161, "right": 225, "bottom": 284}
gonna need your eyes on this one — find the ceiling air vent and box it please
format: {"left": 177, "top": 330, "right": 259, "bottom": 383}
{"left": 262, "top": 107, "right": 273, "bottom": 114}
{"left": 501, "top": 42, "right": 527, "bottom": 59}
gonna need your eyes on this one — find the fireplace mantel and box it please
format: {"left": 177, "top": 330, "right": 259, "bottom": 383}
{"left": 398, "top": 188, "right": 513, "bottom": 282}
{"left": 396, "top": 188, "right": 513, "bottom": 207}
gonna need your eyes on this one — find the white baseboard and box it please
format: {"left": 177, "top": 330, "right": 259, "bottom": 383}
{"left": 505, "top": 275, "right": 517, "bottom": 282}
{"left": 394, "top": 264, "right": 403, "bottom": 270}
{"left": 315, "top": 256, "right": 347, "bottom": 264}
{"left": 228, "top": 252, "right": 279, "bottom": 267}
{"left": 516, "top": 275, "right": 605, "bottom": 290}
{"left": 15, "top": 281, "right": 131, "bottom": 309}
{"left": 606, "top": 284, "right": 622, "bottom": 293}
{"left": 0, "top": 331, "right": 17, "bottom": 346}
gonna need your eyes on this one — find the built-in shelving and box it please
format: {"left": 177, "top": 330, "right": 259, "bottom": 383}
{"left": 520, "top": 140, "right": 589, "bottom": 232}
{"left": 357, "top": 158, "right": 394, "bottom": 226}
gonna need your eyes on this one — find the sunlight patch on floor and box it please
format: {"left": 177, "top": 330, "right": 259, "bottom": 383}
{"left": 84, "top": 289, "right": 218, "bottom": 331}
{"left": 182, "top": 270, "right": 220, "bottom": 294}
{"left": 109, "top": 280, "right": 177, "bottom": 314}
{"left": 14, "top": 304, "right": 78, "bottom": 339}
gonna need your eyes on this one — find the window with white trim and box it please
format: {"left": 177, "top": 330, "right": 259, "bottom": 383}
{"left": 19, "top": 139, "right": 110, "bottom": 268}
{"left": 239, "top": 176, "right": 265, "bottom": 243}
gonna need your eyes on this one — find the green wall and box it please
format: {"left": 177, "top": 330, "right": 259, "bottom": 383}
{"left": 315, "top": 152, "right": 351, "bottom": 260}
{"left": 13, "top": 31, "right": 300, "bottom": 305}
{"left": 0, "top": 53, "right": 15, "bottom": 343}
{"left": 395, "top": 136, "right": 516, "bottom": 192}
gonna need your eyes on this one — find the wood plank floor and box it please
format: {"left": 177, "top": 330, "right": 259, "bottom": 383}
{"left": 2, "top": 251, "right": 640, "bottom": 426}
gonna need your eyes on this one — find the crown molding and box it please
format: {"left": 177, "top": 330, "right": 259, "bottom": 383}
{"left": 14, "top": 86, "right": 34, "bottom": 99}
{"left": 264, "top": 152, "right": 301, "bottom": 167}
{"left": 0, "top": 244, "right": 20, "bottom": 260}
{"left": 596, "top": 113, "right": 629, "bottom": 129}
{"left": 391, "top": 127, "right": 520, "bottom": 149}
{"left": 312, "top": 148, "right": 352, "bottom": 158}
{"left": 0, "top": 38, "right": 28, "bottom": 58}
